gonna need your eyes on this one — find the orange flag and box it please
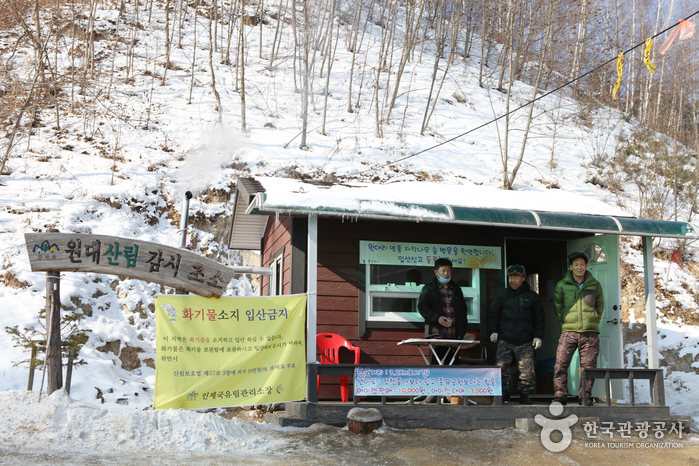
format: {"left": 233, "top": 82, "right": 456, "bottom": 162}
{"left": 671, "top": 248, "right": 684, "bottom": 271}
{"left": 659, "top": 20, "right": 695, "bottom": 55}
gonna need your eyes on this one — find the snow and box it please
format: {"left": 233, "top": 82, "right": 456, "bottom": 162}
{"left": 1, "top": 0, "right": 699, "bottom": 459}
{"left": 0, "top": 390, "right": 287, "bottom": 453}
{"left": 255, "top": 176, "right": 632, "bottom": 217}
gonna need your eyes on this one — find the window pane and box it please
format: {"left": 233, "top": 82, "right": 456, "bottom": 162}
{"left": 451, "top": 268, "right": 473, "bottom": 287}
{"left": 370, "top": 265, "right": 430, "bottom": 286}
{"left": 581, "top": 244, "right": 606, "bottom": 264}
{"left": 369, "top": 265, "right": 472, "bottom": 287}
{"left": 372, "top": 296, "right": 418, "bottom": 314}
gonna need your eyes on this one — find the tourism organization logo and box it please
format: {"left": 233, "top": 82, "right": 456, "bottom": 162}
{"left": 534, "top": 401, "right": 578, "bottom": 452}
{"left": 534, "top": 401, "right": 687, "bottom": 452}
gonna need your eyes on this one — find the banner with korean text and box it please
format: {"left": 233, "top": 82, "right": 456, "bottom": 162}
{"left": 354, "top": 366, "right": 501, "bottom": 397}
{"left": 359, "top": 240, "right": 501, "bottom": 269}
{"left": 153, "top": 294, "right": 307, "bottom": 410}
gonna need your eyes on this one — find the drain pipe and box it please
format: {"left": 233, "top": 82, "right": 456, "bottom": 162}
{"left": 179, "top": 191, "right": 193, "bottom": 248}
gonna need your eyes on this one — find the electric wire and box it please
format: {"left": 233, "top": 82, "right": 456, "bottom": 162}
{"left": 361, "top": 10, "right": 699, "bottom": 174}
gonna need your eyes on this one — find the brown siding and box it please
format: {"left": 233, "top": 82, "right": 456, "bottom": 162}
{"left": 263, "top": 215, "right": 586, "bottom": 400}
{"left": 315, "top": 217, "right": 503, "bottom": 373}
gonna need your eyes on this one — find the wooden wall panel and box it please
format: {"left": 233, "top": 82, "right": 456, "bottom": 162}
{"left": 277, "top": 216, "right": 508, "bottom": 399}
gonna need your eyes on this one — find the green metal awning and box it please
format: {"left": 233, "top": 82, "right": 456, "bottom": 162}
{"left": 229, "top": 178, "right": 699, "bottom": 249}
{"left": 247, "top": 196, "right": 697, "bottom": 239}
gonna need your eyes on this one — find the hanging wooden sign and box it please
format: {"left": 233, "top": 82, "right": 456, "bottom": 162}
{"left": 25, "top": 232, "right": 235, "bottom": 298}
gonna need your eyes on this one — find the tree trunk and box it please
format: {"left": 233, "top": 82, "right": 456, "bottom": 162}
{"left": 320, "top": 0, "right": 337, "bottom": 135}
{"left": 210, "top": 3, "right": 223, "bottom": 125}
{"left": 45, "top": 269, "right": 62, "bottom": 395}
{"left": 162, "top": 0, "right": 171, "bottom": 85}
{"left": 239, "top": 0, "right": 247, "bottom": 131}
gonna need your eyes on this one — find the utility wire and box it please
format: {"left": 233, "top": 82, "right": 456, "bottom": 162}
{"left": 362, "top": 10, "right": 699, "bottom": 174}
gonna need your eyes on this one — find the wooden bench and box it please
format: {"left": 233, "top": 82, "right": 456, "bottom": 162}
{"left": 580, "top": 368, "right": 665, "bottom": 407}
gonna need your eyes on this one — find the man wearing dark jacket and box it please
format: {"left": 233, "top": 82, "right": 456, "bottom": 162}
{"left": 489, "top": 264, "right": 545, "bottom": 404}
{"left": 418, "top": 258, "right": 468, "bottom": 364}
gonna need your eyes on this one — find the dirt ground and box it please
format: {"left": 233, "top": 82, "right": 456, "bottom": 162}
{"left": 3, "top": 423, "right": 694, "bottom": 466}
{"left": 1, "top": 407, "right": 696, "bottom": 466}
{"left": 212, "top": 406, "right": 698, "bottom": 466}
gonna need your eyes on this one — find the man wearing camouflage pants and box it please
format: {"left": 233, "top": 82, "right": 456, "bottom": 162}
{"left": 553, "top": 251, "right": 605, "bottom": 405}
{"left": 489, "top": 264, "right": 545, "bottom": 405}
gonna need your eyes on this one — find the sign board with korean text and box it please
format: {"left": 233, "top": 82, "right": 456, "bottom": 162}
{"left": 153, "top": 294, "right": 307, "bottom": 410}
{"left": 25, "top": 233, "right": 234, "bottom": 298}
{"left": 359, "top": 240, "right": 501, "bottom": 269}
{"left": 354, "top": 366, "right": 501, "bottom": 397}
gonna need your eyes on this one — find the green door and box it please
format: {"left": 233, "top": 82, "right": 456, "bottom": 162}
{"left": 566, "top": 235, "right": 623, "bottom": 400}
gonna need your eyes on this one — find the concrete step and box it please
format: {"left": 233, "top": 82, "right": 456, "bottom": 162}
{"left": 264, "top": 412, "right": 316, "bottom": 428}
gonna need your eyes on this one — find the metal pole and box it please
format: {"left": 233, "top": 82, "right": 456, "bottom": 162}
{"left": 643, "top": 236, "right": 659, "bottom": 369}
{"left": 306, "top": 215, "right": 318, "bottom": 402}
{"left": 179, "top": 191, "right": 193, "bottom": 248}
{"left": 176, "top": 191, "right": 193, "bottom": 295}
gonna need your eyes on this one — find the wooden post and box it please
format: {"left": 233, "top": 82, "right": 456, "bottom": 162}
{"left": 65, "top": 350, "right": 75, "bottom": 395}
{"left": 45, "top": 268, "right": 63, "bottom": 394}
{"left": 27, "top": 343, "right": 39, "bottom": 391}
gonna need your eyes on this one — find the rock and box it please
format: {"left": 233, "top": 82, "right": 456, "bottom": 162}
{"left": 96, "top": 340, "right": 121, "bottom": 355}
{"left": 347, "top": 407, "right": 383, "bottom": 434}
{"left": 119, "top": 345, "right": 144, "bottom": 371}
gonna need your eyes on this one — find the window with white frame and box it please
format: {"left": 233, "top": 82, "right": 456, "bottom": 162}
{"left": 359, "top": 241, "right": 501, "bottom": 324}
{"left": 365, "top": 263, "right": 480, "bottom": 323}
{"left": 269, "top": 248, "right": 284, "bottom": 296}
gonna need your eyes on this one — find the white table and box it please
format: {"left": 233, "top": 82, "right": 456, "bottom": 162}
{"left": 397, "top": 338, "right": 480, "bottom": 366}
{"left": 397, "top": 338, "right": 482, "bottom": 405}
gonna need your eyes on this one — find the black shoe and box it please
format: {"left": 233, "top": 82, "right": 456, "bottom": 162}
{"left": 502, "top": 389, "right": 510, "bottom": 402}
{"left": 578, "top": 397, "right": 594, "bottom": 406}
{"left": 553, "top": 396, "right": 567, "bottom": 405}
{"left": 519, "top": 393, "right": 533, "bottom": 405}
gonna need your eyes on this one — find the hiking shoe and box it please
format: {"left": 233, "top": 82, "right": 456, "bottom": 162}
{"left": 552, "top": 396, "right": 567, "bottom": 405}
{"left": 519, "top": 393, "right": 533, "bottom": 405}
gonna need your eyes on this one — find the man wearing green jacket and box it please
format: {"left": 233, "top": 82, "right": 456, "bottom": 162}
{"left": 552, "top": 251, "right": 605, "bottom": 405}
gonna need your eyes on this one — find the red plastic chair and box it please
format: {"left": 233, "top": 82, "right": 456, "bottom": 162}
{"left": 317, "top": 333, "right": 361, "bottom": 402}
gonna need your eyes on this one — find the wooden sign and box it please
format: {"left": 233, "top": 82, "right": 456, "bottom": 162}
{"left": 25, "top": 233, "right": 235, "bottom": 298}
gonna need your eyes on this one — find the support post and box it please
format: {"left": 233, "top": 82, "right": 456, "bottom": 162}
{"left": 642, "top": 236, "right": 659, "bottom": 369}
{"left": 27, "top": 343, "right": 39, "bottom": 391}
{"left": 306, "top": 215, "right": 318, "bottom": 402}
{"left": 65, "top": 350, "right": 75, "bottom": 395}
{"left": 46, "top": 269, "right": 63, "bottom": 394}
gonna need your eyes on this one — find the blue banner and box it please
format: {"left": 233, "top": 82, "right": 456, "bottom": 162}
{"left": 354, "top": 366, "right": 501, "bottom": 397}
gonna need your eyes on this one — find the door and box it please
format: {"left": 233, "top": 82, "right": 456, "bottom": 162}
{"left": 566, "top": 235, "right": 623, "bottom": 399}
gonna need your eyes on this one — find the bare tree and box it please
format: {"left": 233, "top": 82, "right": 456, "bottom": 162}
{"left": 188, "top": 0, "right": 200, "bottom": 104}
{"left": 162, "top": 0, "right": 172, "bottom": 85}
{"left": 386, "top": 0, "right": 426, "bottom": 122}
{"left": 238, "top": 0, "right": 247, "bottom": 131}
{"left": 320, "top": 0, "right": 337, "bottom": 136}
{"left": 268, "top": 0, "right": 288, "bottom": 70}
{"left": 210, "top": 0, "right": 223, "bottom": 125}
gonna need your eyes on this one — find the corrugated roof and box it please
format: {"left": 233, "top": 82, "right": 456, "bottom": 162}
{"left": 228, "top": 177, "right": 699, "bottom": 249}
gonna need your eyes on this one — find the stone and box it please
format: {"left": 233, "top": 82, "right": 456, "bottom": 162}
{"left": 119, "top": 345, "right": 144, "bottom": 371}
{"left": 96, "top": 340, "right": 121, "bottom": 356}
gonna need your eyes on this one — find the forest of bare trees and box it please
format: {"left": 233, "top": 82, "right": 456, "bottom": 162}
{"left": 0, "top": 0, "right": 698, "bottom": 216}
